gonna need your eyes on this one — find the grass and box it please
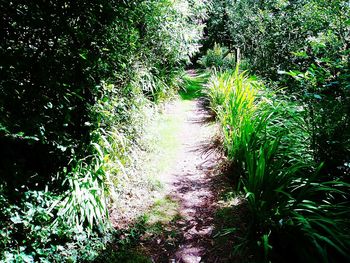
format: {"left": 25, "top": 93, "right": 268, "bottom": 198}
{"left": 207, "top": 66, "right": 350, "bottom": 262}
{"left": 144, "top": 71, "right": 212, "bottom": 185}
{"left": 152, "top": 105, "right": 184, "bottom": 174}
{"left": 94, "top": 196, "right": 182, "bottom": 263}
{"left": 94, "top": 75, "right": 204, "bottom": 262}
{"left": 144, "top": 98, "right": 193, "bottom": 191}
{"left": 144, "top": 196, "right": 181, "bottom": 226}
{"left": 179, "top": 70, "right": 209, "bottom": 100}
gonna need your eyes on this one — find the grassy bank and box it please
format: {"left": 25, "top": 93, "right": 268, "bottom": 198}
{"left": 206, "top": 66, "right": 350, "bottom": 262}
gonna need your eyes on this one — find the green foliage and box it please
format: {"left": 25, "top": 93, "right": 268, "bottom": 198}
{"left": 179, "top": 70, "right": 210, "bottom": 100}
{"left": 207, "top": 68, "right": 260, "bottom": 178}
{"left": 0, "top": 188, "right": 112, "bottom": 262}
{"left": 204, "top": 3, "right": 350, "bottom": 259}
{"left": 0, "top": 0, "right": 208, "bottom": 261}
{"left": 207, "top": 67, "right": 350, "bottom": 262}
{"left": 207, "top": 0, "right": 349, "bottom": 77}
{"left": 205, "top": 0, "right": 350, "bottom": 178}
{"left": 202, "top": 0, "right": 233, "bottom": 49}
{"left": 198, "top": 43, "right": 236, "bottom": 70}
{"left": 56, "top": 155, "right": 108, "bottom": 232}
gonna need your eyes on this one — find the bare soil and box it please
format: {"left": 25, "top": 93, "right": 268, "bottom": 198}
{"left": 142, "top": 98, "right": 229, "bottom": 263}
{"left": 105, "top": 95, "right": 246, "bottom": 263}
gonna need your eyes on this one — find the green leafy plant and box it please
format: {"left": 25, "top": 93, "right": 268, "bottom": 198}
{"left": 207, "top": 66, "right": 350, "bottom": 262}
{"left": 0, "top": 0, "right": 209, "bottom": 261}
{"left": 55, "top": 155, "right": 108, "bottom": 232}
{"left": 198, "top": 43, "right": 236, "bottom": 70}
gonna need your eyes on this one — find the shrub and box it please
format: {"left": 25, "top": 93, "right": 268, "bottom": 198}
{"left": 207, "top": 66, "right": 350, "bottom": 262}
{"left": 205, "top": 0, "right": 350, "bottom": 179}
{"left": 0, "top": 0, "right": 207, "bottom": 261}
{"left": 198, "top": 43, "right": 236, "bottom": 70}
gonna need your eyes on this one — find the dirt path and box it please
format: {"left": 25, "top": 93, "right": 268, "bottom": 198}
{"left": 148, "top": 98, "right": 223, "bottom": 263}
{"left": 97, "top": 79, "right": 245, "bottom": 263}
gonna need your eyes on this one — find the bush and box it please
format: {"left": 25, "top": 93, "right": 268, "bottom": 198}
{"left": 0, "top": 0, "right": 207, "bottom": 261}
{"left": 207, "top": 66, "right": 350, "bottom": 262}
{"left": 198, "top": 43, "right": 236, "bottom": 70}
{"left": 204, "top": 0, "right": 350, "bottom": 179}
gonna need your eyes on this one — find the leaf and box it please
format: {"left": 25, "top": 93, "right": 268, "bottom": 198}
{"left": 92, "top": 142, "right": 104, "bottom": 159}
{"left": 79, "top": 53, "right": 87, "bottom": 60}
{"left": 10, "top": 214, "right": 22, "bottom": 224}
{"left": 313, "top": 94, "right": 322, "bottom": 100}
{"left": 20, "top": 254, "right": 34, "bottom": 263}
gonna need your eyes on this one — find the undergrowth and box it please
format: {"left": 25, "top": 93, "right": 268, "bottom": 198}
{"left": 206, "top": 66, "right": 350, "bottom": 262}
{"left": 1, "top": 0, "right": 208, "bottom": 261}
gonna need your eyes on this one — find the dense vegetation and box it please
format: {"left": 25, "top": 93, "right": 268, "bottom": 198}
{"left": 204, "top": 1, "right": 350, "bottom": 177}
{"left": 1, "top": 0, "right": 349, "bottom": 262}
{"left": 202, "top": 0, "right": 350, "bottom": 262}
{"left": 0, "top": 0, "right": 206, "bottom": 261}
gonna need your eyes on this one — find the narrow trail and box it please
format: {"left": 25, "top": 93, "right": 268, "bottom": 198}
{"left": 147, "top": 98, "right": 223, "bottom": 262}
